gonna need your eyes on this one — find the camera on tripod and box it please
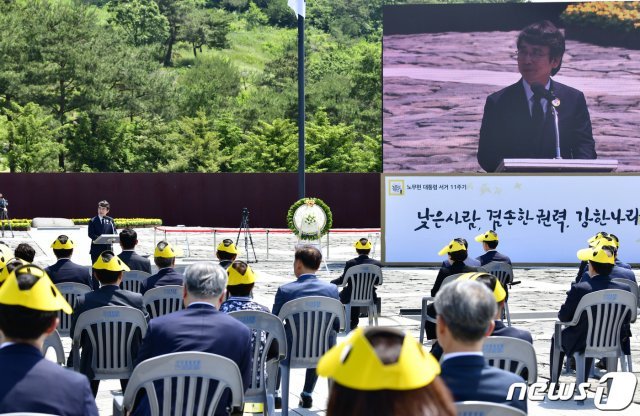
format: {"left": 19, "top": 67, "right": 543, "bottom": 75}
{"left": 237, "top": 207, "right": 257, "bottom": 263}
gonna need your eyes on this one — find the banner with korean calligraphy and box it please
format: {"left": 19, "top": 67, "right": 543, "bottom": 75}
{"left": 382, "top": 174, "right": 640, "bottom": 265}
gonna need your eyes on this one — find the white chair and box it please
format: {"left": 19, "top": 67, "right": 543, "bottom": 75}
{"left": 55, "top": 282, "right": 92, "bottom": 337}
{"left": 481, "top": 261, "right": 514, "bottom": 326}
{"left": 337, "top": 264, "right": 383, "bottom": 333}
{"left": 611, "top": 278, "right": 638, "bottom": 371}
{"left": 142, "top": 285, "right": 184, "bottom": 318}
{"left": 482, "top": 336, "right": 537, "bottom": 385}
{"left": 42, "top": 330, "right": 65, "bottom": 366}
{"left": 112, "top": 351, "right": 244, "bottom": 416}
{"left": 419, "top": 273, "right": 465, "bottom": 343}
{"left": 121, "top": 270, "right": 150, "bottom": 293}
{"left": 72, "top": 306, "right": 148, "bottom": 381}
{"left": 551, "top": 289, "right": 636, "bottom": 387}
{"left": 230, "top": 310, "right": 288, "bottom": 416}
{"left": 456, "top": 401, "right": 527, "bottom": 416}
{"left": 277, "top": 296, "right": 345, "bottom": 416}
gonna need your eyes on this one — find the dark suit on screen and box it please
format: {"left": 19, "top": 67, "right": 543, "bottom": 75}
{"left": 476, "top": 250, "right": 512, "bottom": 266}
{"left": 46, "top": 258, "right": 97, "bottom": 289}
{"left": 0, "top": 343, "right": 98, "bottom": 416}
{"left": 140, "top": 267, "right": 184, "bottom": 295}
{"left": 88, "top": 215, "right": 117, "bottom": 263}
{"left": 133, "top": 303, "right": 252, "bottom": 416}
{"left": 440, "top": 354, "right": 527, "bottom": 413}
{"left": 478, "top": 79, "right": 596, "bottom": 172}
{"left": 119, "top": 250, "right": 152, "bottom": 274}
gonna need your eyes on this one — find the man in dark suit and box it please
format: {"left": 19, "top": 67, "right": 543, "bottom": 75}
{"left": 88, "top": 200, "right": 117, "bottom": 264}
{"left": 477, "top": 20, "right": 596, "bottom": 172}
{"left": 118, "top": 228, "right": 151, "bottom": 273}
{"left": 0, "top": 264, "right": 99, "bottom": 415}
{"left": 216, "top": 238, "right": 238, "bottom": 269}
{"left": 551, "top": 243, "right": 631, "bottom": 380}
{"left": 474, "top": 230, "right": 512, "bottom": 266}
{"left": 45, "top": 235, "right": 96, "bottom": 289}
{"left": 575, "top": 233, "right": 635, "bottom": 283}
{"left": 441, "top": 238, "right": 481, "bottom": 268}
{"left": 69, "top": 251, "right": 147, "bottom": 396}
{"left": 435, "top": 279, "right": 527, "bottom": 413}
{"left": 133, "top": 262, "right": 251, "bottom": 416}
{"left": 330, "top": 238, "right": 382, "bottom": 329}
{"left": 272, "top": 245, "right": 340, "bottom": 409}
{"left": 140, "top": 241, "right": 184, "bottom": 295}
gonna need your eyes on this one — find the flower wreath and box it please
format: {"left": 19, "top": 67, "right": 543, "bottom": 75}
{"left": 287, "top": 197, "right": 333, "bottom": 241}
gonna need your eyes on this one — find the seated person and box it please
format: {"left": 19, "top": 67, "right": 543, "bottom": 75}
{"left": 220, "top": 260, "right": 269, "bottom": 313}
{"left": 45, "top": 235, "right": 96, "bottom": 289}
{"left": 608, "top": 234, "right": 632, "bottom": 269}
{"left": 14, "top": 243, "right": 36, "bottom": 263}
{"left": 318, "top": 327, "right": 456, "bottom": 416}
{"left": 216, "top": 239, "right": 238, "bottom": 269}
{"left": 140, "top": 241, "right": 184, "bottom": 295}
{"left": 550, "top": 243, "right": 631, "bottom": 381}
{"left": 440, "top": 238, "right": 480, "bottom": 267}
{"left": 474, "top": 230, "right": 512, "bottom": 266}
{"left": 574, "top": 231, "right": 632, "bottom": 281}
{"left": 330, "top": 238, "right": 382, "bottom": 330}
{"left": 0, "top": 264, "right": 99, "bottom": 415}
{"left": 435, "top": 280, "right": 527, "bottom": 413}
{"left": 577, "top": 236, "right": 636, "bottom": 284}
{"left": 118, "top": 228, "right": 151, "bottom": 273}
{"left": 133, "top": 262, "right": 251, "bottom": 416}
{"left": 69, "top": 251, "right": 147, "bottom": 396}
{"left": 425, "top": 239, "right": 480, "bottom": 340}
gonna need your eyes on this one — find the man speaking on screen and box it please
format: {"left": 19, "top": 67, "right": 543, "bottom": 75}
{"left": 477, "top": 20, "right": 596, "bottom": 172}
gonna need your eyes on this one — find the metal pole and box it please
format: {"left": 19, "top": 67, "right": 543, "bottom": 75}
{"left": 297, "top": 15, "right": 305, "bottom": 199}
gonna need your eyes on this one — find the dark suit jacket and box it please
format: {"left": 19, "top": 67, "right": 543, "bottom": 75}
{"left": 616, "top": 258, "right": 632, "bottom": 270}
{"left": 579, "top": 266, "right": 637, "bottom": 284}
{"left": 45, "top": 258, "right": 97, "bottom": 289}
{"left": 431, "top": 262, "right": 479, "bottom": 297}
{"left": 0, "top": 343, "right": 98, "bottom": 416}
{"left": 558, "top": 274, "right": 631, "bottom": 355}
{"left": 272, "top": 274, "right": 340, "bottom": 317}
{"left": 69, "top": 285, "right": 147, "bottom": 377}
{"left": 440, "top": 354, "right": 527, "bottom": 413}
{"left": 119, "top": 250, "right": 151, "bottom": 274}
{"left": 476, "top": 250, "right": 512, "bottom": 266}
{"left": 134, "top": 303, "right": 252, "bottom": 416}
{"left": 88, "top": 215, "right": 117, "bottom": 257}
{"left": 331, "top": 255, "right": 382, "bottom": 304}
{"left": 478, "top": 79, "right": 596, "bottom": 172}
{"left": 493, "top": 320, "right": 533, "bottom": 344}
{"left": 441, "top": 257, "right": 481, "bottom": 268}
{"left": 140, "top": 267, "right": 184, "bottom": 295}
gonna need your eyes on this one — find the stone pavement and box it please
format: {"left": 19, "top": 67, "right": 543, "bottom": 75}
{"left": 383, "top": 30, "right": 640, "bottom": 172}
{"left": 4, "top": 226, "right": 639, "bottom": 415}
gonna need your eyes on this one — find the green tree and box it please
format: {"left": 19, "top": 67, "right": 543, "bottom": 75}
{"left": 166, "top": 112, "right": 225, "bottom": 172}
{"left": 107, "top": 0, "right": 169, "bottom": 47}
{"left": 230, "top": 118, "right": 297, "bottom": 172}
{"left": 181, "top": 7, "right": 231, "bottom": 57}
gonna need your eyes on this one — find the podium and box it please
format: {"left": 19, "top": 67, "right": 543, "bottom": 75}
{"left": 496, "top": 159, "right": 618, "bottom": 173}
{"left": 93, "top": 234, "right": 120, "bottom": 245}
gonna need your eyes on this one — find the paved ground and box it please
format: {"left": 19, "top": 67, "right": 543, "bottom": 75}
{"left": 383, "top": 30, "right": 640, "bottom": 172}
{"left": 3, "top": 226, "right": 639, "bottom": 415}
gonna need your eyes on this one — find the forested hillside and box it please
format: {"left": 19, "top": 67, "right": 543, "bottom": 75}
{"left": 0, "top": 0, "right": 388, "bottom": 173}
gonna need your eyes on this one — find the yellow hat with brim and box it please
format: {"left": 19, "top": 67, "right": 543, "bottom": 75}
{"left": 154, "top": 241, "right": 176, "bottom": 258}
{"left": 0, "top": 244, "right": 12, "bottom": 282}
{"left": 456, "top": 272, "right": 506, "bottom": 303}
{"left": 438, "top": 240, "right": 466, "bottom": 256}
{"left": 0, "top": 257, "right": 28, "bottom": 284}
{"left": 577, "top": 245, "right": 615, "bottom": 265}
{"left": 93, "top": 251, "right": 130, "bottom": 272}
{"left": 587, "top": 232, "right": 608, "bottom": 247}
{"left": 317, "top": 327, "right": 440, "bottom": 391}
{"left": 355, "top": 239, "right": 372, "bottom": 250}
{"left": 51, "top": 235, "right": 74, "bottom": 249}
{"left": 217, "top": 239, "right": 238, "bottom": 255}
{"left": 592, "top": 235, "right": 619, "bottom": 249}
{"left": 474, "top": 230, "right": 498, "bottom": 243}
{"left": 0, "top": 264, "right": 72, "bottom": 314}
{"left": 227, "top": 263, "right": 256, "bottom": 286}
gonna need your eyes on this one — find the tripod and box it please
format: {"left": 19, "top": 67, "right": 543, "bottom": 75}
{"left": 236, "top": 208, "right": 257, "bottom": 263}
{"left": 0, "top": 208, "right": 14, "bottom": 238}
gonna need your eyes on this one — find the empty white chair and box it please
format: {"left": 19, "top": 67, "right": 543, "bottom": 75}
{"left": 55, "top": 282, "right": 92, "bottom": 337}
{"left": 121, "top": 270, "right": 150, "bottom": 293}
{"left": 42, "top": 330, "right": 65, "bottom": 366}
{"left": 483, "top": 336, "right": 537, "bottom": 385}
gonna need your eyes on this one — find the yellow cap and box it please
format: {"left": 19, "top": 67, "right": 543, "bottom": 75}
{"left": 51, "top": 235, "right": 74, "bottom": 249}
{"left": 0, "top": 244, "right": 12, "bottom": 282}
{"left": 317, "top": 327, "right": 440, "bottom": 391}
{"left": 0, "top": 257, "right": 28, "bottom": 284}
{"left": 217, "top": 239, "right": 238, "bottom": 255}
{"left": 474, "top": 230, "right": 498, "bottom": 243}
{"left": 437, "top": 239, "right": 466, "bottom": 256}
{"left": 154, "top": 241, "right": 176, "bottom": 258}
{"left": 587, "top": 231, "right": 608, "bottom": 247}
{"left": 92, "top": 251, "right": 130, "bottom": 272}
{"left": 577, "top": 244, "right": 615, "bottom": 265}
{"left": 456, "top": 272, "right": 506, "bottom": 303}
{"left": 227, "top": 261, "right": 256, "bottom": 286}
{"left": 355, "top": 238, "right": 372, "bottom": 250}
{"left": 0, "top": 264, "right": 72, "bottom": 314}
